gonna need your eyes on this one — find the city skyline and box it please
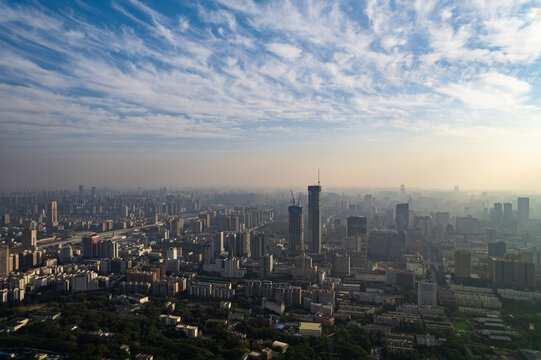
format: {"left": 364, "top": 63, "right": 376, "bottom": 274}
{"left": 1, "top": 1, "right": 541, "bottom": 191}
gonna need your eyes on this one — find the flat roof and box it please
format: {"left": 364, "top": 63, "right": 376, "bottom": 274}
{"left": 299, "top": 322, "right": 322, "bottom": 331}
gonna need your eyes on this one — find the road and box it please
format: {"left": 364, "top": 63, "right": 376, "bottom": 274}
{"left": 38, "top": 223, "right": 160, "bottom": 249}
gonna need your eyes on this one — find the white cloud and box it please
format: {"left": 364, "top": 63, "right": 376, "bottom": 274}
{"left": 438, "top": 72, "right": 531, "bottom": 110}
{"left": 265, "top": 43, "right": 302, "bottom": 60}
{"left": 1, "top": 0, "right": 541, "bottom": 150}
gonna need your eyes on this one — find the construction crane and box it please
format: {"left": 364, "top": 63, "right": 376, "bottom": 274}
{"left": 290, "top": 190, "right": 302, "bottom": 206}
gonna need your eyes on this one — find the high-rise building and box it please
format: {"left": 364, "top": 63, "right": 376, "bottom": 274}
{"left": 0, "top": 245, "right": 10, "bottom": 277}
{"left": 346, "top": 216, "right": 367, "bottom": 237}
{"left": 2, "top": 214, "right": 9, "bottom": 226}
{"left": 213, "top": 232, "right": 224, "bottom": 256}
{"left": 395, "top": 203, "right": 409, "bottom": 232}
{"left": 492, "top": 203, "right": 503, "bottom": 228}
{"left": 98, "top": 239, "right": 118, "bottom": 259}
{"left": 518, "top": 197, "right": 530, "bottom": 230}
{"left": 91, "top": 186, "right": 97, "bottom": 198}
{"left": 169, "top": 218, "right": 183, "bottom": 237}
{"left": 46, "top": 201, "right": 58, "bottom": 227}
{"left": 167, "top": 248, "right": 178, "bottom": 260}
{"left": 260, "top": 254, "right": 273, "bottom": 279}
{"left": 250, "top": 233, "right": 265, "bottom": 260}
{"left": 120, "top": 205, "right": 129, "bottom": 217}
{"left": 418, "top": 281, "right": 437, "bottom": 306}
{"left": 488, "top": 242, "right": 506, "bottom": 258}
{"left": 503, "top": 203, "right": 512, "bottom": 224}
{"left": 82, "top": 234, "right": 100, "bottom": 258}
{"left": 288, "top": 205, "right": 304, "bottom": 256}
{"left": 199, "top": 213, "right": 211, "bottom": 229}
{"left": 238, "top": 231, "right": 251, "bottom": 258}
{"left": 454, "top": 249, "right": 471, "bottom": 278}
{"left": 346, "top": 216, "right": 367, "bottom": 255}
{"left": 22, "top": 229, "right": 37, "bottom": 250}
{"left": 78, "top": 185, "right": 84, "bottom": 197}
{"left": 331, "top": 254, "right": 350, "bottom": 277}
{"left": 308, "top": 182, "right": 322, "bottom": 254}
{"left": 490, "top": 255, "right": 535, "bottom": 289}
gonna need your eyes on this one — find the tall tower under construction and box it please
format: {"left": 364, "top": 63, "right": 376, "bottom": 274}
{"left": 288, "top": 192, "right": 304, "bottom": 256}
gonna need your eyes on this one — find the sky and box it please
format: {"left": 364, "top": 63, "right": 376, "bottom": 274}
{"left": 1, "top": 0, "right": 541, "bottom": 191}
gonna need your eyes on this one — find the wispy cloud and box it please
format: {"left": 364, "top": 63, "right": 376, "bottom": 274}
{"left": 0, "top": 0, "right": 540, "bottom": 151}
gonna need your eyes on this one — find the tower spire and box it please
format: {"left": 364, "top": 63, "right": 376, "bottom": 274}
{"left": 318, "top": 168, "right": 320, "bottom": 186}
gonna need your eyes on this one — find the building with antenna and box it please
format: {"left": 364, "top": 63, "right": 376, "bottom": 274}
{"left": 308, "top": 172, "right": 322, "bottom": 254}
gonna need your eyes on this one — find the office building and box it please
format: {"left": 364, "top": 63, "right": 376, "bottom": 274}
{"left": 250, "top": 233, "right": 265, "bottom": 260}
{"left": 82, "top": 235, "right": 100, "bottom": 258}
{"left": 518, "top": 197, "right": 530, "bottom": 230}
{"left": 488, "top": 242, "right": 506, "bottom": 258}
{"left": 395, "top": 203, "right": 409, "bottom": 232}
{"left": 503, "top": 203, "right": 512, "bottom": 224}
{"left": 367, "top": 230, "right": 406, "bottom": 260}
{"left": 454, "top": 249, "right": 471, "bottom": 278}
{"left": 331, "top": 254, "right": 350, "bottom": 277}
{"left": 260, "top": 254, "right": 273, "bottom": 279}
{"left": 418, "top": 281, "right": 437, "bottom": 306}
{"left": 489, "top": 255, "right": 535, "bottom": 290}
{"left": 492, "top": 203, "right": 503, "bottom": 228}
{"left": 98, "top": 239, "right": 118, "bottom": 259}
{"left": 0, "top": 245, "right": 10, "bottom": 277}
{"left": 288, "top": 205, "right": 304, "bottom": 256}
{"left": 346, "top": 216, "right": 367, "bottom": 237}
{"left": 46, "top": 201, "right": 58, "bottom": 227}
{"left": 22, "top": 229, "right": 37, "bottom": 250}
{"left": 78, "top": 185, "right": 84, "bottom": 197}
{"left": 308, "top": 182, "right": 322, "bottom": 254}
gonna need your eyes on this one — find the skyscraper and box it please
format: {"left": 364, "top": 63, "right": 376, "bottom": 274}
{"left": 46, "top": 201, "right": 58, "bottom": 227}
{"left": 308, "top": 181, "right": 322, "bottom": 254}
{"left": 346, "top": 216, "right": 367, "bottom": 237}
{"left": 418, "top": 281, "right": 437, "bottom": 306}
{"left": 492, "top": 203, "right": 503, "bottom": 228}
{"left": 82, "top": 234, "right": 100, "bottom": 258}
{"left": 78, "top": 184, "right": 84, "bottom": 197}
{"left": 98, "top": 239, "right": 118, "bottom": 259}
{"left": 395, "top": 203, "right": 409, "bottom": 232}
{"left": 454, "top": 249, "right": 471, "bottom": 278}
{"left": 503, "top": 203, "right": 512, "bottom": 221}
{"left": 0, "top": 245, "right": 10, "bottom": 277}
{"left": 288, "top": 205, "right": 304, "bottom": 256}
{"left": 22, "top": 229, "right": 37, "bottom": 250}
{"left": 518, "top": 197, "right": 530, "bottom": 230}
{"left": 346, "top": 216, "right": 367, "bottom": 255}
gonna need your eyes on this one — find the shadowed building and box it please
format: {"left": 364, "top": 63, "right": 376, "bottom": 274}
{"left": 288, "top": 205, "right": 304, "bottom": 256}
{"left": 518, "top": 197, "right": 530, "bottom": 230}
{"left": 395, "top": 203, "right": 409, "bottom": 232}
{"left": 308, "top": 182, "right": 322, "bottom": 254}
{"left": 454, "top": 249, "right": 471, "bottom": 278}
{"left": 22, "top": 229, "right": 37, "bottom": 250}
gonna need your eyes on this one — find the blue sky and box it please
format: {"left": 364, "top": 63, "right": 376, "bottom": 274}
{"left": 1, "top": 0, "right": 541, "bottom": 190}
